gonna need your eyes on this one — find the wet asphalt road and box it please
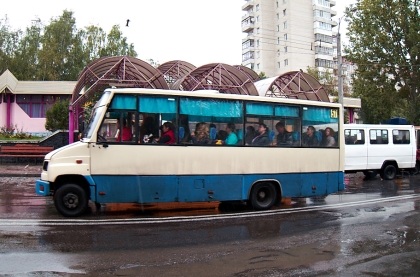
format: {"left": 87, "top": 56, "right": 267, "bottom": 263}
{"left": 0, "top": 173, "right": 419, "bottom": 276}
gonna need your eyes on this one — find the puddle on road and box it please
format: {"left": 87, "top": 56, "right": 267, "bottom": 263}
{"left": 0, "top": 252, "right": 85, "bottom": 275}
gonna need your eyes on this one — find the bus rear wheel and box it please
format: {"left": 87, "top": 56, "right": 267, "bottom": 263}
{"left": 380, "top": 164, "right": 397, "bottom": 180}
{"left": 249, "top": 182, "right": 277, "bottom": 210}
{"left": 54, "top": 184, "right": 88, "bottom": 217}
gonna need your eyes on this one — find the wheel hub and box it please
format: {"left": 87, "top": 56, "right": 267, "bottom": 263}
{"left": 63, "top": 193, "right": 79, "bottom": 209}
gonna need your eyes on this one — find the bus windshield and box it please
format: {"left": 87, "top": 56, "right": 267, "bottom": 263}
{"left": 84, "top": 91, "right": 111, "bottom": 139}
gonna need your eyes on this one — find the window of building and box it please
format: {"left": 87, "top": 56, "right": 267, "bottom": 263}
{"left": 283, "top": 0, "right": 286, "bottom": 3}
{"left": 277, "top": 13, "right": 279, "bottom": 20}
{"left": 284, "top": 33, "right": 287, "bottom": 41}
{"left": 257, "top": 27, "right": 260, "bottom": 34}
{"left": 278, "top": 62, "right": 281, "bottom": 68}
{"left": 16, "top": 95, "right": 69, "bottom": 118}
{"left": 277, "top": 49, "right": 280, "bottom": 56}
{"left": 283, "top": 21, "right": 287, "bottom": 29}
{"left": 277, "top": 25, "right": 280, "bottom": 32}
{"left": 257, "top": 51, "right": 260, "bottom": 58}
{"left": 277, "top": 37, "right": 280, "bottom": 45}
{"left": 256, "top": 15, "right": 260, "bottom": 22}
{"left": 257, "top": 63, "right": 260, "bottom": 70}
{"left": 256, "top": 4, "right": 260, "bottom": 11}
{"left": 283, "top": 9, "right": 286, "bottom": 16}
{"left": 257, "top": 39, "right": 260, "bottom": 47}
{"left": 284, "top": 59, "right": 288, "bottom": 66}
{"left": 276, "top": 1, "right": 279, "bottom": 8}
{"left": 284, "top": 46, "right": 287, "bottom": 53}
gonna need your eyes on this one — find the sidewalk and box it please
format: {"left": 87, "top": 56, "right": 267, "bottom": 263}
{"left": 0, "top": 163, "right": 42, "bottom": 177}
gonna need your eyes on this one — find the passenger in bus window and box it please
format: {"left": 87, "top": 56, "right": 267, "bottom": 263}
{"left": 140, "top": 116, "right": 158, "bottom": 143}
{"left": 155, "top": 122, "right": 176, "bottom": 144}
{"left": 321, "top": 127, "right": 336, "bottom": 147}
{"left": 116, "top": 120, "right": 132, "bottom": 142}
{"left": 275, "top": 121, "right": 293, "bottom": 147}
{"left": 245, "top": 126, "right": 256, "bottom": 145}
{"left": 191, "top": 122, "right": 210, "bottom": 145}
{"left": 225, "top": 123, "right": 239, "bottom": 145}
{"left": 302, "top": 125, "right": 319, "bottom": 147}
{"left": 252, "top": 123, "right": 270, "bottom": 146}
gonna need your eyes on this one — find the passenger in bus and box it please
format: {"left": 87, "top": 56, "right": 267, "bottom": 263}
{"left": 251, "top": 123, "right": 270, "bottom": 146}
{"left": 225, "top": 123, "right": 239, "bottom": 145}
{"left": 244, "top": 126, "right": 256, "bottom": 145}
{"left": 179, "top": 115, "right": 191, "bottom": 143}
{"left": 191, "top": 122, "right": 210, "bottom": 145}
{"left": 321, "top": 127, "right": 336, "bottom": 147}
{"left": 302, "top": 125, "right": 319, "bottom": 147}
{"left": 275, "top": 121, "right": 293, "bottom": 147}
{"left": 116, "top": 120, "right": 132, "bottom": 142}
{"left": 140, "top": 116, "right": 158, "bottom": 143}
{"left": 155, "top": 122, "right": 176, "bottom": 144}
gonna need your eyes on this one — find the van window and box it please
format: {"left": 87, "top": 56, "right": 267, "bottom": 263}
{"left": 345, "top": 129, "right": 364, "bottom": 144}
{"left": 393, "top": 130, "right": 410, "bottom": 144}
{"left": 370, "top": 129, "right": 388, "bottom": 144}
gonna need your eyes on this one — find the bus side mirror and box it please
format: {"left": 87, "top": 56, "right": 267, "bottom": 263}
{"left": 79, "top": 121, "right": 86, "bottom": 133}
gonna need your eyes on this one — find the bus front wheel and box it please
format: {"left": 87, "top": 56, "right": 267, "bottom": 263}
{"left": 249, "top": 182, "right": 277, "bottom": 210}
{"left": 54, "top": 184, "right": 88, "bottom": 217}
{"left": 381, "top": 164, "right": 397, "bottom": 180}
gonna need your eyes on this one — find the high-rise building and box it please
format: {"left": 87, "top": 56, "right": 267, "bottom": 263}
{"left": 241, "top": 0, "right": 337, "bottom": 78}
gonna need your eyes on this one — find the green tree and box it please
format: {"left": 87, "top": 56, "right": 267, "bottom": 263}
{"left": 0, "top": 16, "right": 20, "bottom": 74}
{"left": 346, "top": 0, "right": 420, "bottom": 124}
{"left": 100, "top": 25, "right": 137, "bottom": 57}
{"left": 45, "top": 99, "right": 70, "bottom": 131}
{"left": 258, "top": 71, "right": 267, "bottom": 79}
{"left": 38, "top": 10, "right": 84, "bottom": 81}
{"left": 11, "top": 19, "right": 42, "bottom": 80}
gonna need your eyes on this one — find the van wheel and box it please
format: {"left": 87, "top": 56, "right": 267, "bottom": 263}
{"left": 249, "top": 182, "right": 277, "bottom": 210}
{"left": 54, "top": 184, "right": 88, "bottom": 217}
{"left": 381, "top": 165, "right": 397, "bottom": 180}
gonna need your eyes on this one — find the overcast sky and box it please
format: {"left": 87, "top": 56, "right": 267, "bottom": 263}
{"left": 1, "top": 0, "right": 356, "bottom": 67}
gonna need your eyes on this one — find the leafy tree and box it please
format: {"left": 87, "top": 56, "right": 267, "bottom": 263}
{"left": 11, "top": 19, "right": 42, "bottom": 80}
{"left": 258, "top": 71, "right": 267, "bottom": 79}
{"left": 45, "top": 99, "right": 70, "bottom": 131}
{"left": 38, "top": 10, "right": 85, "bottom": 81}
{"left": 345, "top": 0, "right": 420, "bottom": 124}
{"left": 99, "top": 25, "right": 137, "bottom": 57}
{"left": 0, "top": 16, "right": 20, "bottom": 73}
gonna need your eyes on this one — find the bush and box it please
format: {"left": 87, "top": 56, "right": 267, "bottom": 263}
{"left": 0, "top": 124, "right": 33, "bottom": 139}
{"left": 45, "top": 99, "right": 70, "bottom": 131}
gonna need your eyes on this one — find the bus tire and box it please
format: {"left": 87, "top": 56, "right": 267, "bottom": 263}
{"left": 249, "top": 182, "right": 277, "bottom": 210}
{"left": 54, "top": 184, "right": 88, "bottom": 217}
{"left": 381, "top": 164, "right": 397, "bottom": 180}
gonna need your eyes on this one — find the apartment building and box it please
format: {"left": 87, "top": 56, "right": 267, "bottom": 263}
{"left": 241, "top": 0, "right": 337, "bottom": 78}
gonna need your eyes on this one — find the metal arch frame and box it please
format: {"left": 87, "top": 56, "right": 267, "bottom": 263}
{"left": 261, "top": 71, "right": 329, "bottom": 102}
{"left": 71, "top": 56, "right": 169, "bottom": 110}
{"left": 157, "top": 60, "right": 197, "bottom": 85}
{"left": 177, "top": 63, "right": 259, "bottom": 96}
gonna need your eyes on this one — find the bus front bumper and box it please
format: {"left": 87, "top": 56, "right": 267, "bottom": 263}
{"left": 36, "top": 179, "right": 50, "bottom": 196}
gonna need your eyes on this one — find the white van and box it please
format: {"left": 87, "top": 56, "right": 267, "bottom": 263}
{"left": 344, "top": 124, "right": 416, "bottom": 180}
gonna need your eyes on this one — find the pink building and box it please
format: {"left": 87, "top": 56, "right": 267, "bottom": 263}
{"left": 0, "top": 70, "right": 75, "bottom": 136}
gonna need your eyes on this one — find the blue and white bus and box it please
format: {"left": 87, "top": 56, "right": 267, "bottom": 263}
{"left": 36, "top": 88, "right": 345, "bottom": 217}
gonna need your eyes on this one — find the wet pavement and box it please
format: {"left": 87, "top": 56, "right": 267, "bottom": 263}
{"left": 0, "top": 164, "right": 419, "bottom": 276}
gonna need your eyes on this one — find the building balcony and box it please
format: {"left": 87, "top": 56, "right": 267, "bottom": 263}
{"left": 242, "top": 22, "right": 255, "bottom": 32}
{"left": 330, "top": 0, "right": 336, "bottom": 7}
{"left": 242, "top": 0, "right": 254, "bottom": 11}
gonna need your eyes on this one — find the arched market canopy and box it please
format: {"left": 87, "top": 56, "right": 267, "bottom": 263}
{"left": 232, "top": 65, "right": 260, "bottom": 82}
{"left": 71, "top": 56, "right": 169, "bottom": 111}
{"left": 254, "top": 71, "right": 330, "bottom": 102}
{"left": 157, "top": 60, "right": 196, "bottom": 85}
{"left": 170, "top": 63, "right": 258, "bottom": 96}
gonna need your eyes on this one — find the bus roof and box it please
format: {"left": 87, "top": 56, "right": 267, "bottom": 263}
{"left": 105, "top": 88, "right": 342, "bottom": 108}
